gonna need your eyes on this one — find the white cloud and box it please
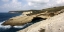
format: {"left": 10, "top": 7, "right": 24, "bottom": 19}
{"left": 0, "top": 0, "right": 64, "bottom": 12}
{"left": 26, "top": 0, "right": 50, "bottom": 9}
{"left": 27, "top": 0, "right": 49, "bottom": 6}
{"left": 1, "top": 0, "right": 22, "bottom": 11}
{"left": 57, "top": 0, "right": 64, "bottom": 4}
{"left": 2, "top": 0, "right": 10, "bottom": 2}
{"left": 26, "top": 0, "right": 64, "bottom": 9}
{"left": 28, "top": 2, "right": 33, "bottom": 6}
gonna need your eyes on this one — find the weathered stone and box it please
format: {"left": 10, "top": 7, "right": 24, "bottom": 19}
{"left": 2, "top": 15, "right": 35, "bottom": 26}
{"left": 17, "top": 12, "right": 64, "bottom": 32}
{"left": 2, "top": 9, "right": 64, "bottom": 26}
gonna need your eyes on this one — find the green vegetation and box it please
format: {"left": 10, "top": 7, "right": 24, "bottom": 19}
{"left": 9, "top": 6, "right": 64, "bottom": 15}
{"left": 27, "top": 6, "right": 64, "bottom": 15}
{"left": 42, "top": 6, "right": 64, "bottom": 12}
{"left": 9, "top": 10, "right": 41, "bottom": 13}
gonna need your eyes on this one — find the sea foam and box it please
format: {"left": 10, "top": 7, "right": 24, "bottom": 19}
{"left": 0, "top": 21, "right": 11, "bottom": 29}
{"left": 0, "top": 21, "right": 24, "bottom": 29}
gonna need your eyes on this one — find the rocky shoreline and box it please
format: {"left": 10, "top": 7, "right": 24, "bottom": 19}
{"left": 2, "top": 9, "right": 64, "bottom": 26}
{"left": 17, "top": 11, "right": 64, "bottom": 32}
{"left": 1, "top": 6, "right": 64, "bottom": 32}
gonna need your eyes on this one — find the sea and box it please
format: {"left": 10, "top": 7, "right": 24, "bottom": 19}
{"left": 0, "top": 13, "right": 43, "bottom": 32}
{"left": 0, "top": 13, "right": 32, "bottom": 32}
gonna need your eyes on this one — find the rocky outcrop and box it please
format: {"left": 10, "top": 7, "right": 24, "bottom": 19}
{"left": 2, "top": 9, "right": 64, "bottom": 26}
{"left": 1, "top": 13, "right": 53, "bottom": 26}
{"left": 1, "top": 14, "right": 48, "bottom": 26}
{"left": 22, "top": 11, "right": 32, "bottom": 15}
{"left": 17, "top": 12, "right": 64, "bottom": 32}
{"left": 2, "top": 15, "right": 36, "bottom": 26}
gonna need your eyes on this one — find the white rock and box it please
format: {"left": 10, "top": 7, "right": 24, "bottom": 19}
{"left": 17, "top": 12, "right": 64, "bottom": 32}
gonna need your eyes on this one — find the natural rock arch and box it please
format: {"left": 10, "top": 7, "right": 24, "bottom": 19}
{"left": 30, "top": 17, "right": 47, "bottom": 23}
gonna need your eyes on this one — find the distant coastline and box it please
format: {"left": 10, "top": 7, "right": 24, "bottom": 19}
{"left": 2, "top": 6, "right": 64, "bottom": 32}
{"left": 8, "top": 10, "right": 41, "bottom": 13}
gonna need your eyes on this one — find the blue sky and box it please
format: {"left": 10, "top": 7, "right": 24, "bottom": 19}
{"left": 0, "top": 0, "right": 64, "bottom": 12}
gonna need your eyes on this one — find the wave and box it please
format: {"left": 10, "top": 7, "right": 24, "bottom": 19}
{"left": 0, "top": 21, "right": 24, "bottom": 32}
{"left": 0, "top": 21, "right": 33, "bottom": 29}
{"left": 0, "top": 15, "right": 25, "bottom": 29}
{"left": 0, "top": 20, "right": 33, "bottom": 32}
{"left": 13, "top": 26, "right": 24, "bottom": 28}
{"left": 0, "top": 21, "right": 11, "bottom": 30}
{"left": 0, "top": 21, "right": 25, "bottom": 29}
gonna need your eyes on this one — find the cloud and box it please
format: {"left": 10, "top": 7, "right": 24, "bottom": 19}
{"left": 0, "top": 0, "right": 64, "bottom": 12}
{"left": 26, "top": 0, "right": 64, "bottom": 9}
{"left": 20, "top": 0, "right": 64, "bottom": 10}
{"left": 27, "top": 0, "right": 49, "bottom": 6}
{"left": 56, "top": 0, "right": 64, "bottom": 4}
{"left": 1, "top": 0, "right": 22, "bottom": 11}
{"left": 24, "top": 0, "right": 50, "bottom": 9}
{"left": 1, "top": 0, "right": 10, "bottom": 2}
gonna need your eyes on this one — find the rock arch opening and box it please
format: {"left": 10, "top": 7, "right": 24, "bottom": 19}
{"left": 22, "top": 17, "right": 47, "bottom": 29}
{"left": 30, "top": 17, "right": 47, "bottom": 23}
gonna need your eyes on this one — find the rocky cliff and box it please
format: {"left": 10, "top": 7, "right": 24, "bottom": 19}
{"left": 17, "top": 10, "right": 64, "bottom": 32}
{"left": 1, "top": 6, "right": 64, "bottom": 32}
{"left": 9, "top": 10, "right": 41, "bottom": 13}
{"left": 2, "top": 6, "right": 64, "bottom": 26}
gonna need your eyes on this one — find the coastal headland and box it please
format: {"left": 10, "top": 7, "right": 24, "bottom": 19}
{"left": 1, "top": 6, "right": 64, "bottom": 32}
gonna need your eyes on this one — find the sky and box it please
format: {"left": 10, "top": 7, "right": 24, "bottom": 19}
{"left": 0, "top": 0, "right": 64, "bottom": 12}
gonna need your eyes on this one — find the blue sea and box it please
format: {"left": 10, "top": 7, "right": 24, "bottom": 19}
{"left": 0, "top": 13, "right": 43, "bottom": 32}
{"left": 0, "top": 13, "right": 29, "bottom": 32}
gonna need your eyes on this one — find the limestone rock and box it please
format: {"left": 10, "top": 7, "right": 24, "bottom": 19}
{"left": 17, "top": 12, "right": 64, "bottom": 32}
{"left": 2, "top": 9, "right": 64, "bottom": 26}
{"left": 1, "top": 12, "right": 51, "bottom": 26}
{"left": 2, "top": 15, "right": 36, "bottom": 26}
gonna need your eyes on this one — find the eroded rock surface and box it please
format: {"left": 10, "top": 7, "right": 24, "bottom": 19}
{"left": 2, "top": 9, "right": 64, "bottom": 26}
{"left": 2, "top": 15, "right": 36, "bottom": 26}
{"left": 17, "top": 12, "right": 64, "bottom": 32}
